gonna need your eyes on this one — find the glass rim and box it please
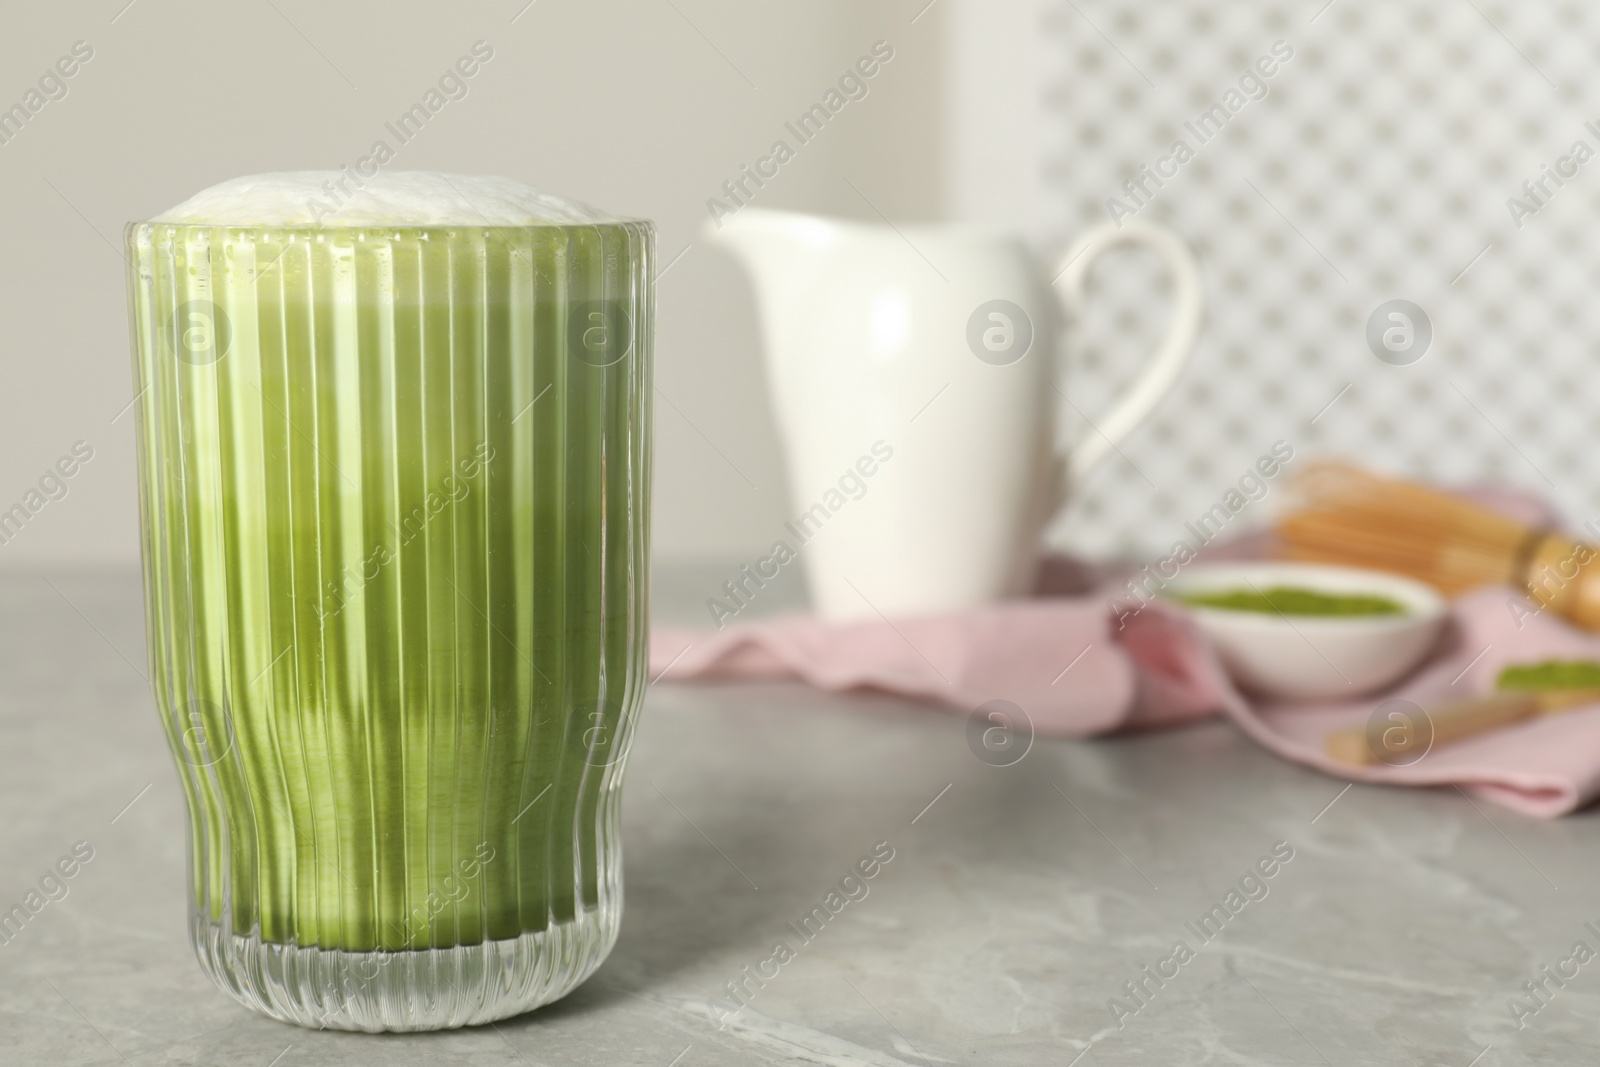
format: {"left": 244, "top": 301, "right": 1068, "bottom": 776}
{"left": 126, "top": 217, "right": 653, "bottom": 233}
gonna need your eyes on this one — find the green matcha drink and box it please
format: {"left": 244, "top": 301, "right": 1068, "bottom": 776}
{"left": 125, "top": 173, "right": 653, "bottom": 1031}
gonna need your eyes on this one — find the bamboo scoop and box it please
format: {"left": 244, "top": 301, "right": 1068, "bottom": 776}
{"left": 1326, "top": 686, "right": 1600, "bottom": 767}
{"left": 1277, "top": 462, "right": 1600, "bottom": 631}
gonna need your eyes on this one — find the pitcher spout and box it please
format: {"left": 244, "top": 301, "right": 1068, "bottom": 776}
{"left": 702, "top": 208, "right": 843, "bottom": 351}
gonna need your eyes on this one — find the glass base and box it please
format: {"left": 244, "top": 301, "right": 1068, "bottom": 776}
{"left": 191, "top": 905, "right": 619, "bottom": 1032}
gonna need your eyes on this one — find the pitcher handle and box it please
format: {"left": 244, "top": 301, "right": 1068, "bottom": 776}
{"left": 1051, "top": 221, "right": 1203, "bottom": 490}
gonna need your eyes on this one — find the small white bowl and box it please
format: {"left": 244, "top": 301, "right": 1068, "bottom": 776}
{"left": 1161, "top": 562, "right": 1448, "bottom": 702}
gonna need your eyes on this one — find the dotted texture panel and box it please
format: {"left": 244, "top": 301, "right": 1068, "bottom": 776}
{"left": 1039, "top": 0, "right": 1600, "bottom": 559}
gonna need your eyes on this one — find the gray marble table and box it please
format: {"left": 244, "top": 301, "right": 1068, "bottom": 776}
{"left": 2, "top": 563, "right": 1597, "bottom": 1066}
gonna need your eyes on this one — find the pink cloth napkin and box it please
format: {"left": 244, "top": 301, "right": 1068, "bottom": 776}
{"left": 649, "top": 574, "right": 1600, "bottom": 818}
{"left": 650, "top": 598, "right": 1225, "bottom": 736}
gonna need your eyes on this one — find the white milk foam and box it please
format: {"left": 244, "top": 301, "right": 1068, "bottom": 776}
{"left": 152, "top": 171, "right": 618, "bottom": 227}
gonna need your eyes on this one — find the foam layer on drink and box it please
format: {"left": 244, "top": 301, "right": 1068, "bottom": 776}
{"left": 152, "top": 171, "right": 620, "bottom": 227}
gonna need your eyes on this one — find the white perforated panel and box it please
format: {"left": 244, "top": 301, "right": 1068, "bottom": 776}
{"left": 1039, "top": 0, "right": 1600, "bottom": 559}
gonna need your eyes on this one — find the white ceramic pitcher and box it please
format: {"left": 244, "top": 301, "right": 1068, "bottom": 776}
{"left": 707, "top": 209, "right": 1202, "bottom": 622}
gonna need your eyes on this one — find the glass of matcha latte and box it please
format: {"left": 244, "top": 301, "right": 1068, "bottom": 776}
{"left": 124, "top": 173, "right": 653, "bottom": 1031}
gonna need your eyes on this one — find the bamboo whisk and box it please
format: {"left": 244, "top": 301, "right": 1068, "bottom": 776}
{"left": 1276, "top": 463, "right": 1600, "bottom": 631}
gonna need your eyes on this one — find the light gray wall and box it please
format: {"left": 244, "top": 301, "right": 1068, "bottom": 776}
{"left": 943, "top": 0, "right": 1052, "bottom": 236}
{"left": 0, "top": 0, "right": 942, "bottom": 566}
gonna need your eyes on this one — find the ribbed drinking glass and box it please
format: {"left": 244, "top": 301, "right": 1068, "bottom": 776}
{"left": 125, "top": 207, "right": 652, "bottom": 1031}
